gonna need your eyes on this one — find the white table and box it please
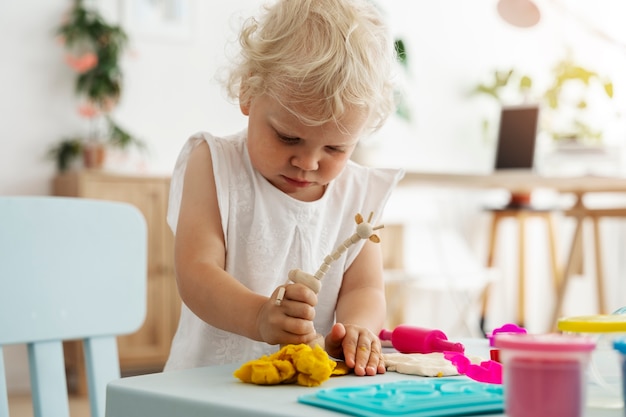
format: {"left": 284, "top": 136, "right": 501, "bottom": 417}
{"left": 105, "top": 339, "right": 624, "bottom": 417}
{"left": 399, "top": 171, "right": 626, "bottom": 329}
{"left": 400, "top": 170, "right": 626, "bottom": 195}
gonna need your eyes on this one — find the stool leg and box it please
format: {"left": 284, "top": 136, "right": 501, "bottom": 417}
{"left": 592, "top": 217, "right": 607, "bottom": 314}
{"left": 551, "top": 217, "right": 585, "bottom": 331}
{"left": 546, "top": 214, "right": 561, "bottom": 292}
{"left": 545, "top": 214, "right": 561, "bottom": 332}
{"left": 572, "top": 236, "right": 585, "bottom": 276}
{"left": 517, "top": 213, "right": 526, "bottom": 328}
{"left": 480, "top": 213, "right": 501, "bottom": 335}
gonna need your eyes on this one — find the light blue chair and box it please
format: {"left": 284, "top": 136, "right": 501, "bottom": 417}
{"left": 0, "top": 196, "right": 147, "bottom": 417}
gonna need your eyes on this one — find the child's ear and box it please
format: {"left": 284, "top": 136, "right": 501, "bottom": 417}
{"left": 239, "top": 81, "right": 251, "bottom": 116}
{"left": 240, "top": 99, "right": 251, "bottom": 116}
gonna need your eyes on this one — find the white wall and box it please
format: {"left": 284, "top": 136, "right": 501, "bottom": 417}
{"left": 368, "top": 0, "right": 626, "bottom": 171}
{"left": 0, "top": 0, "right": 257, "bottom": 195}
{"left": 2, "top": 0, "right": 626, "bottom": 393}
{"left": 2, "top": 1, "right": 626, "bottom": 195}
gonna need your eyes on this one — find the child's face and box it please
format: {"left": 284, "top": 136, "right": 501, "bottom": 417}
{"left": 242, "top": 94, "right": 367, "bottom": 202}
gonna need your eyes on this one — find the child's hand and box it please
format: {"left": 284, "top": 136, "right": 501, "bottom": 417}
{"left": 256, "top": 283, "right": 319, "bottom": 345}
{"left": 324, "top": 323, "right": 385, "bottom": 376}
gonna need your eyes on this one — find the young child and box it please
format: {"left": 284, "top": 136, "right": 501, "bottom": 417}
{"left": 165, "top": 0, "right": 404, "bottom": 377}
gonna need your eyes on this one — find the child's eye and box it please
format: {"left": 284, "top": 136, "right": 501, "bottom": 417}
{"left": 277, "top": 134, "right": 299, "bottom": 144}
{"left": 326, "top": 146, "right": 345, "bottom": 153}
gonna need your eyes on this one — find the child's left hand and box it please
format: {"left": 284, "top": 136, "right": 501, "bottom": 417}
{"left": 324, "top": 322, "right": 385, "bottom": 376}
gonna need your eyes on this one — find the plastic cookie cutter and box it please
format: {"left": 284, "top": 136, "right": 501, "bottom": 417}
{"left": 487, "top": 323, "right": 527, "bottom": 362}
{"left": 487, "top": 323, "right": 527, "bottom": 346}
{"left": 441, "top": 322, "right": 524, "bottom": 385}
{"left": 284, "top": 212, "right": 383, "bottom": 296}
{"left": 443, "top": 351, "right": 503, "bottom": 385}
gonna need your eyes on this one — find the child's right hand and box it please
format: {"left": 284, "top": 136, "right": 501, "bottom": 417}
{"left": 256, "top": 283, "right": 319, "bottom": 345}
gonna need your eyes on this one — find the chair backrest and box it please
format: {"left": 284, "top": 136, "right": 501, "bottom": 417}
{"left": 0, "top": 196, "right": 147, "bottom": 417}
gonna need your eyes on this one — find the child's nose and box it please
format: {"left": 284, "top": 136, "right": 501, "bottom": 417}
{"left": 291, "top": 151, "right": 319, "bottom": 171}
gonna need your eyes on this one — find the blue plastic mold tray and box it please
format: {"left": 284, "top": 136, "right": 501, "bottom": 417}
{"left": 298, "top": 379, "right": 504, "bottom": 417}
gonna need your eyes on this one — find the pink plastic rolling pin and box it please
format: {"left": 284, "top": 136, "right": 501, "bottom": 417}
{"left": 379, "top": 325, "right": 465, "bottom": 354}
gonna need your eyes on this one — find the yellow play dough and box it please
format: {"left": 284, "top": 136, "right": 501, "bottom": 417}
{"left": 234, "top": 344, "right": 349, "bottom": 387}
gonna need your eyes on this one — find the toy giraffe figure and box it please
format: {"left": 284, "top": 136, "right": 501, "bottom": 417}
{"left": 282, "top": 212, "right": 384, "bottom": 299}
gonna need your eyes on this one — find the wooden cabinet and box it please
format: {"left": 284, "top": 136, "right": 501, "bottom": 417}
{"left": 53, "top": 171, "right": 181, "bottom": 392}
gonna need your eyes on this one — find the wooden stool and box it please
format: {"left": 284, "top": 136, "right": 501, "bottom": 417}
{"left": 479, "top": 200, "right": 560, "bottom": 334}
{"left": 550, "top": 202, "right": 626, "bottom": 329}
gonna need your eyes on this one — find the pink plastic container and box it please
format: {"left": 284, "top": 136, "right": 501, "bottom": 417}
{"left": 494, "top": 333, "right": 596, "bottom": 417}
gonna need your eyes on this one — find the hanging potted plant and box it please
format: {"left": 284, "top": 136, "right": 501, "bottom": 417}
{"left": 48, "top": 0, "right": 145, "bottom": 171}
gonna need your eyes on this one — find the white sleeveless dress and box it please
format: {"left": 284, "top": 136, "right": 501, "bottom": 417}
{"left": 164, "top": 130, "right": 404, "bottom": 370}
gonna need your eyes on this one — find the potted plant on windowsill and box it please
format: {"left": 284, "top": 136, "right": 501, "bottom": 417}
{"left": 471, "top": 55, "right": 615, "bottom": 147}
{"left": 48, "top": 0, "right": 145, "bottom": 172}
{"left": 471, "top": 55, "right": 620, "bottom": 176}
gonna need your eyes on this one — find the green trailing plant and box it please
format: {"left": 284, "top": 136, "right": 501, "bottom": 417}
{"left": 108, "top": 116, "right": 145, "bottom": 149}
{"left": 48, "top": 0, "right": 144, "bottom": 171}
{"left": 393, "top": 38, "right": 411, "bottom": 122}
{"left": 394, "top": 38, "right": 408, "bottom": 68}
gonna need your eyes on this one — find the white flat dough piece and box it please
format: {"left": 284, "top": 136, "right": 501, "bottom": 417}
{"left": 383, "top": 352, "right": 483, "bottom": 377}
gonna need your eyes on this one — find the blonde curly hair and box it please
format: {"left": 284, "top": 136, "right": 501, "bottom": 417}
{"left": 227, "top": 0, "right": 396, "bottom": 132}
